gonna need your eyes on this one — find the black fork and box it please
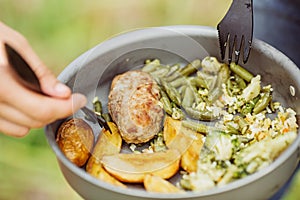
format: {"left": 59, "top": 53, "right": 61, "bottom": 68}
{"left": 217, "top": 0, "right": 253, "bottom": 64}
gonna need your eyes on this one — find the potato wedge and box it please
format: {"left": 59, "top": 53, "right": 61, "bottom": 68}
{"left": 180, "top": 133, "right": 203, "bottom": 173}
{"left": 102, "top": 149, "right": 180, "bottom": 183}
{"left": 86, "top": 121, "right": 122, "bottom": 170}
{"left": 163, "top": 116, "right": 204, "bottom": 172}
{"left": 86, "top": 122, "right": 124, "bottom": 187}
{"left": 56, "top": 118, "right": 94, "bottom": 167}
{"left": 87, "top": 160, "right": 126, "bottom": 188}
{"left": 144, "top": 174, "right": 183, "bottom": 193}
{"left": 163, "top": 116, "right": 196, "bottom": 154}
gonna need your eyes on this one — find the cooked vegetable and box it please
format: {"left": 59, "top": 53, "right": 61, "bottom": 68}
{"left": 180, "top": 132, "right": 204, "bottom": 173}
{"left": 58, "top": 56, "right": 298, "bottom": 193}
{"left": 160, "top": 79, "right": 182, "bottom": 107}
{"left": 163, "top": 116, "right": 195, "bottom": 154}
{"left": 181, "top": 120, "right": 209, "bottom": 134}
{"left": 201, "top": 56, "right": 223, "bottom": 74}
{"left": 160, "top": 90, "right": 173, "bottom": 115}
{"left": 86, "top": 122, "right": 125, "bottom": 187}
{"left": 184, "top": 107, "right": 218, "bottom": 121}
{"left": 179, "top": 59, "right": 202, "bottom": 77}
{"left": 87, "top": 161, "right": 126, "bottom": 188}
{"left": 93, "top": 96, "right": 103, "bottom": 116}
{"left": 151, "top": 67, "right": 170, "bottom": 78}
{"left": 253, "top": 90, "right": 272, "bottom": 114}
{"left": 229, "top": 62, "right": 254, "bottom": 82}
{"left": 151, "top": 131, "right": 167, "bottom": 152}
{"left": 180, "top": 107, "right": 298, "bottom": 191}
{"left": 203, "top": 130, "right": 233, "bottom": 161}
{"left": 163, "top": 116, "right": 204, "bottom": 172}
{"left": 101, "top": 149, "right": 180, "bottom": 183}
{"left": 142, "top": 59, "right": 161, "bottom": 73}
{"left": 144, "top": 174, "right": 183, "bottom": 193}
{"left": 56, "top": 118, "right": 94, "bottom": 167}
{"left": 182, "top": 86, "right": 195, "bottom": 108}
{"left": 234, "top": 131, "right": 297, "bottom": 174}
{"left": 86, "top": 122, "right": 122, "bottom": 171}
{"left": 240, "top": 75, "right": 261, "bottom": 101}
{"left": 207, "top": 64, "right": 230, "bottom": 103}
{"left": 189, "top": 76, "right": 209, "bottom": 89}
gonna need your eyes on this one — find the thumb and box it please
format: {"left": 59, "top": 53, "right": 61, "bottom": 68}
{"left": 37, "top": 67, "right": 72, "bottom": 98}
{"left": 18, "top": 43, "right": 72, "bottom": 98}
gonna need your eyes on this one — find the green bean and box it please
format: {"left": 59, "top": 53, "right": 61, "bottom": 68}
{"left": 190, "top": 85, "right": 204, "bottom": 104}
{"left": 253, "top": 92, "right": 272, "bottom": 114}
{"left": 172, "top": 106, "right": 185, "bottom": 120}
{"left": 189, "top": 76, "right": 209, "bottom": 89}
{"left": 230, "top": 62, "right": 254, "bottom": 82}
{"left": 184, "top": 107, "right": 218, "bottom": 121}
{"left": 197, "top": 71, "right": 216, "bottom": 89}
{"left": 225, "top": 124, "right": 240, "bottom": 135}
{"left": 182, "top": 86, "right": 195, "bottom": 108}
{"left": 179, "top": 59, "right": 201, "bottom": 77}
{"left": 234, "top": 74, "right": 247, "bottom": 89}
{"left": 226, "top": 78, "right": 234, "bottom": 96}
{"left": 164, "top": 71, "right": 181, "bottom": 82}
{"left": 166, "top": 64, "right": 180, "bottom": 76}
{"left": 178, "top": 85, "right": 187, "bottom": 99}
{"left": 93, "top": 97, "right": 102, "bottom": 115}
{"left": 160, "top": 90, "right": 173, "bottom": 115}
{"left": 182, "top": 120, "right": 209, "bottom": 134}
{"left": 160, "top": 79, "right": 182, "bottom": 107}
{"left": 142, "top": 59, "right": 161, "bottom": 73}
{"left": 170, "top": 76, "right": 187, "bottom": 88}
{"left": 150, "top": 67, "right": 170, "bottom": 77}
{"left": 151, "top": 131, "right": 167, "bottom": 152}
{"left": 102, "top": 113, "right": 112, "bottom": 122}
{"left": 164, "top": 60, "right": 201, "bottom": 82}
{"left": 241, "top": 96, "right": 260, "bottom": 116}
{"left": 207, "top": 65, "right": 230, "bottom": 102}
{"left": 234, "top": 116, "right": 249, "bottom": 131}
{"left": 207, "top": 88, "right": 223, "bottom": 103}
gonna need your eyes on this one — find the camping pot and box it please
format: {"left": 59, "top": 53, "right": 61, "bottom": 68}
{"left": 45, "top": 26, "right": 300, "bottom": 200}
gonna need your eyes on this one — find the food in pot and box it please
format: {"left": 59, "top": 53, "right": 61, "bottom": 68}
{"left": 108, "top": 70, "right": 164, "bottom": 144}
{"left": 101, "top": 148, "right": 181, "bottom": 183}
{"left": 56, "top": 56, "right": 298, "bottom": 193}
{"left": 143, "top": 174, "right": 184, "bottom": 193}
{"left": 86, "top": 122, "right": 126, "bottom": 188}
{"left": 142, "top": 57, "right": 298, "bottom": 192}
{"left": 56, "top": 118, "right": 94, "bottom": 167}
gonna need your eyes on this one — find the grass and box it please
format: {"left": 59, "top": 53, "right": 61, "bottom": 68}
{"left": 0, "top": 130, "right": 81, "bottom": 200}
{"left": 0, "top": 0, "right": 299, "bottom": 199}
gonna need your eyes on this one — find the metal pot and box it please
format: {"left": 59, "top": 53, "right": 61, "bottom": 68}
{"left": 45, "top": 26, "right": 300, "bottom": 200}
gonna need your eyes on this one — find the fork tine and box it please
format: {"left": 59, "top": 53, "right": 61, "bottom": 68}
{"left": 227, "top": 34, "right": 236, "bottom": 64}
{"left": 217, "top": 0, "right": 253, "bottom": 64}
{"left": 233, "top": 34, "right": 243, "bottom": 64}
{"left": 217, "top": 24, "right": 228, "bottom": 61}
{"left": 243, "top": 33, "right": 252, "bottom": 63}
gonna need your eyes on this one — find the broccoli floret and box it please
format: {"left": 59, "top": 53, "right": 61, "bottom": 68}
{"left": 204, "top": 130, "right": 233, "bottom": 161}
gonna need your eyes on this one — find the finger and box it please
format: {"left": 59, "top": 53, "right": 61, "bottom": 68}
{"left": 0, "top": 103, "right": 45, "bottom": 128}
{"left": 1, "top": 72, "right": 87, "bottom": 124}
{"left": 0, "top": 117, "right": 30, "bottom": 137}
{"left": 7, "top": 91, "right": 87, "bottom": 125}
{"left": 0, "top": 22, "right": 71, "bottom": 99}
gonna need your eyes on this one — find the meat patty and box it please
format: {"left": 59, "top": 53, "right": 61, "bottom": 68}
{"left": 108, "top": 70, "right": 164, "bottom": 144}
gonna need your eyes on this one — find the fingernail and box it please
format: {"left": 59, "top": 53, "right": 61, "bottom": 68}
{"left": 55, "top": 82, "right": 71, "bottom": 96}
{"left": 72, "top": 93, "right": 87, "bottom": 109}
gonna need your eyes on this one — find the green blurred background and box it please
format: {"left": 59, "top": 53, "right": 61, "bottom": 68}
{"left": 0, "top": 0, "right": 298, "bottom": 199}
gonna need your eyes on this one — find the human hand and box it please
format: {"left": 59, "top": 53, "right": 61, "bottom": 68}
{"left": 0, "top": 21, "right": 87, "bottom": 137}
